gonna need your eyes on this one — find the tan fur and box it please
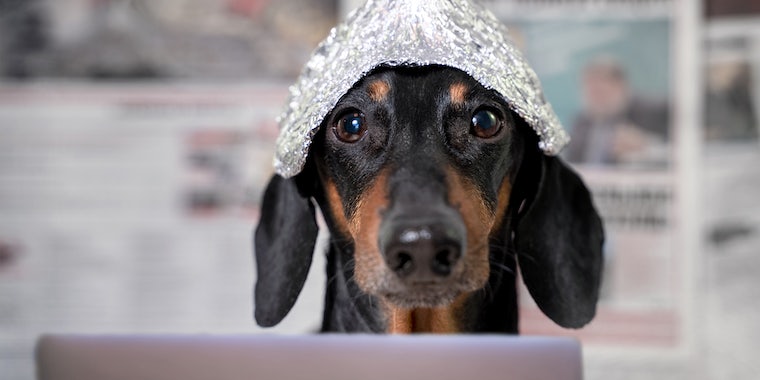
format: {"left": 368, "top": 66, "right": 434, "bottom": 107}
{"left": 386, "top": 305, "right": 413, "bottom": 334}
{"left": 368, "top": 80, "right": 391, "bottom": 102}
{"left": 449, "top": 82, "right": 469, "bottom": 105}
{"left": 489, "top": 177, "right": 513, "bottom": 236}
{"left": 348, "top": 171, "right": 390, "bottom": 290}
{"left": 445, "top": 166, "right": 493, "bottom": 284}
{"left": 322, "top": 179, "right": 352, "bottom": 237}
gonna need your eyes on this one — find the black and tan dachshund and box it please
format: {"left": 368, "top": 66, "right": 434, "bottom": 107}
{"left": 254, "top": 65, "right": 604, "bottom": 334}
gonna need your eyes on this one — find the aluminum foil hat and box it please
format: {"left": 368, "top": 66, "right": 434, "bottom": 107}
{"left": 274, "top": 0, "right": 569, "bottom": 178}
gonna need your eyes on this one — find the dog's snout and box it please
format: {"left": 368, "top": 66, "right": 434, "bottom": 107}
{"left": 381, "top": 219, "right": 465, "bottom": 280}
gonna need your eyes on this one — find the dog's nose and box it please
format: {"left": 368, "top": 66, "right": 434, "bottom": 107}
{"left": 381, "top": 221, "right": 464, "bottom": 280}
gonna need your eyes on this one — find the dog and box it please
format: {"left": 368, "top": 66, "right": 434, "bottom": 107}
{"left": 253, "top": 65, "right": 604, "bottom": 333}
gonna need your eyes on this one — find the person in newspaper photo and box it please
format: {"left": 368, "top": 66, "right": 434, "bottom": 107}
{"left": 564, "top": 56, "right": 670, "bottom": 167}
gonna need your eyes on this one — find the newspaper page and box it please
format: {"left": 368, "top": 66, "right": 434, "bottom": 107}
{"left": 487, "top": 1, "right": 689, "bottom": 351}
{"left": 0, "top": 1, "right": 338, "bottom": 379}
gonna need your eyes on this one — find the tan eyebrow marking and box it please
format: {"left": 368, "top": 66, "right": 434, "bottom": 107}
{"left": 367, "top": 79, "right": 391, "bottom": 102}
{"left": 449, "top": 82, "right": 469, "bottom": 105}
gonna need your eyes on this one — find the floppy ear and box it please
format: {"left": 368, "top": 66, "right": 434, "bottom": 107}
{"left": 253, "top": 173, "right": 319, "bottom": 327}
{"left": 513, "top": 154, "right": 604, "bottom": 329}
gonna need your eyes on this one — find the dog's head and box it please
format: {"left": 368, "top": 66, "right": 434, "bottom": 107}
{"left": 254, "top": 66, "right": 603, "bottom": 331}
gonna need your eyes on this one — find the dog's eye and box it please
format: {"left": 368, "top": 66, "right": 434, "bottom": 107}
{"left": 334, "top": 111, "right": 367, "bottom": 143}
{"left": 470, "top": 109, "right": 502, "bottom": 139}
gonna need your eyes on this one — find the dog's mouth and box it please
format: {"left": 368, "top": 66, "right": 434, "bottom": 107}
{"left": 380, "top": 282, "right": 465, "bottom": 308}
{"left": 369, "top": 261, "right": 488, "bottom": 309}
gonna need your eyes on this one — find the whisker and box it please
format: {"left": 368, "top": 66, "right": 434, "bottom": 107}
{"left": 489, "top": 261, "right": 515, "bottom": 276}
{"left": 515, "top": 249, "right": 537, "bottom": 264}
{"left": 487, "top": 240, "right": 538, "bottom": 265}
{"left": 325, "top": 272, "right": 340, "bottom": 289}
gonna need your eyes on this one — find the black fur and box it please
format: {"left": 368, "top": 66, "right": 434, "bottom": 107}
{"left": 253, "top": 66, "right": 604, "bottom": 332}
{"left": 253, "top": 173, "right": 318, "bottom": 327}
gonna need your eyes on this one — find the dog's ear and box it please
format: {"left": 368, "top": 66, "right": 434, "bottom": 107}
{"left": 512, "top": 151, "right": 604, "bottom": 329}
{"left": 253, "top": 171, "right": 319, "bottom": 327}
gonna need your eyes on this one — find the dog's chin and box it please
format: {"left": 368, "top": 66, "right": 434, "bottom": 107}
{"left": 375, "top": 276, "right": 488, "bottom": 309}
{"left": 381, "top": 287, "right": 462, "bottom": 309}
{"left": 357, "top": 265, "right": 489, "bottom": 309}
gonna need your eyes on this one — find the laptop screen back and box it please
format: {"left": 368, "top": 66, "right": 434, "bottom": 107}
{"left": 36, "top": 334, "right": 582, "bottom": 380}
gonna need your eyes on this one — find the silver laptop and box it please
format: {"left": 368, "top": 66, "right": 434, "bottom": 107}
{"left": 36, "top": 334, "right": 582, "bottom": 380}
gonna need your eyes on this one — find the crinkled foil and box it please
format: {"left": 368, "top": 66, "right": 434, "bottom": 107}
{"left": 274, "top": 0, "right": 569, "bottom": 178}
